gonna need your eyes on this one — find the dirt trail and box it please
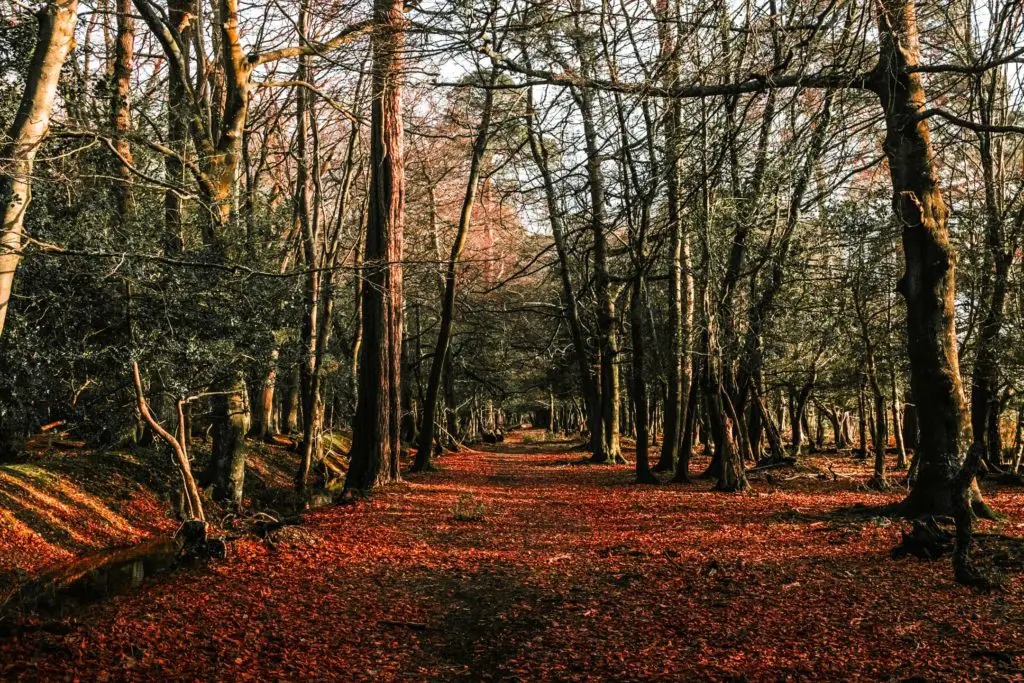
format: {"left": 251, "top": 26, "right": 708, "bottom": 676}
{"left": 2, "top": 431, "right": 1023, "bottom": 680}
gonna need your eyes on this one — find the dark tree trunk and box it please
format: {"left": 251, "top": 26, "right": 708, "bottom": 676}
{"left": 968, "top": 70, "right": 1013, "bottom": 474}
{"left": 671, "top": 363, "right": 700, "bottom": 483}
{"left": 283, "top": 365, "right": 300, "bottom": 434}
{"left": 162, "top": 0, "right": 192, "bottom": 255}
{"left": 295, "top": 17, "right": 322, "bottom": 490}
{"left": 653, "top": 0, "right": 691, "bottom": 474}
{"left": 873, "top": 0, "right": 992, "bottom": 519}
{"left": 525, "top": 88, "right": 604, "bottom": 460}
{"left": 631, "top": 280, "right": 657, "bottom": 484}
{"left": 414, "top": 78, "right": 493, "bottom": 472}
{"left": 208, "top": 375, "right": 248, "bottom": 505}
{"left": 346, "top": 0, "right": 405, "bottom": 492}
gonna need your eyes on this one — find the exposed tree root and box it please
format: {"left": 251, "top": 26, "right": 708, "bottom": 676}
{"left": 865, "top": 475, "right": 890, "bottom": 492}
{"left": 891, "top": 517, "right": 1006, "bottom": 590}
{"left": 891, "top": 517, "right": 953, "bottom": 560}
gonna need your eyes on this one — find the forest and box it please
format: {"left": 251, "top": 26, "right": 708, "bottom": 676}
{"left": 2, "top": 0, "right": 1024, "bottom": 678}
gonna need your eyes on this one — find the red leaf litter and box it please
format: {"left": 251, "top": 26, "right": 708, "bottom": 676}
{"left": 2, "top": 430, "right": 1023, "bottom": 680}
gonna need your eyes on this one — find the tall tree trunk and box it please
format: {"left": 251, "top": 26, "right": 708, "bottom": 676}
{"left": 968, "top": 73, "right": 1014, "bottom": 474}
{"left": 568, "top": 8, "right": 621, "bottom": 464}
{"left": 873, "top": 0, "right": 992, "bottom": 520}
{"left": 351, "top": 211, "right": 365, "bottom": 414}
{"left": 654, "top": 0, "right": 690, "bottom": 473}
{"left": 162, "top": 0, "right": 191, "bottom": 255}
{"left": 0, "top": 0, "right": 79, "bottom": 340}
{"left": 414, "top": 79, "right": 494, "bottom": 472}
{"left": 580, "top": 87, "right": 622, "bottom": 464}
{"left": 209, "top": 374, "right": 248, "bottom": 505}
{"left": 631, "top": 279, "right": 657, "bottom": 483}
{"left": 524, "top": 88, "right": 604, "bottom": 459}
{"left": 294, "top": 8, "right": 323, "bottom": 491}
{"left": 346, "top": 0, "right": 405, "bottom": 492}
{"left": 110, "top": 0, "right": 134, "bottom": 221}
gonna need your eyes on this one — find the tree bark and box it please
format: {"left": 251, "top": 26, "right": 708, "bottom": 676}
{"left": 346, "top": 0, "right": 406, "bottom": 492}
{"left": 653, "top": 0, "right": 691, "bottom": 474}
{"left": 209, "top": 374, "right": 248, "bottom": 505}
{"left": 110, "top": 0, "right": 134, "bottom": 222}
{"left": 892, "top": 371, "right": 908, "bottom": 468}
{"left": 132, "top": 363, "right": 205, "bottom": 522}
{"left": 162, "top": 0, "right": 192, "bottom": 254}
{"left": 873, "top": 0, "right": 992, "bottom": 518}
{"left": 568, "top": 8, "right": 621, "bottom": 464}
{"left": 968, "top": 71, "right": 1014, "bottom": 474}
{"left": 414, "top": 77, "right": 494, "bottom": 472}
{"left": 524, "top": 88, "right": 604, "bottom": 459}
{"left": 251, "top": 349, "right": 278, "bottom": 441}
{"left": 0, "top": 0, "right": 80, "bottom": 340}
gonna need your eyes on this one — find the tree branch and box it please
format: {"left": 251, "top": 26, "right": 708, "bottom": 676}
{"left": 916, "top": 108, "right": 1024, "bottom": 135}
{"left": 253, "top": 18, "right": 373, "bottom": 65}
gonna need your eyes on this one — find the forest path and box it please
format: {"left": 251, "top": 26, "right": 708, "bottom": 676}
{"left": 3, "top": 430, "right": 1024, "bottom": 680}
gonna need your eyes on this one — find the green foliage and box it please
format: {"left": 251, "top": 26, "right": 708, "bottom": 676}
{"left": 451, "top": 492, "right": 487, "bottom": 521}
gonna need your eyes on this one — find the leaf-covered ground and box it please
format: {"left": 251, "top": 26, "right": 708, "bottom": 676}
{"left": 2, "top": 430, "right": 1024, "bottom": 680}
{"left": 0, "top": 447, "right": 176, "bottom": 599}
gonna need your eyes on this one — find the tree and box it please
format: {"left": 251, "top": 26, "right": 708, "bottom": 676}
{"left": 0, "top": 0, "right": 79, "bottom": 340}
{"left": 346, "top": 0, "right": 406, "bottom": 492}
{"left": 414, "top": 70, "right": 496, "bottom": 472}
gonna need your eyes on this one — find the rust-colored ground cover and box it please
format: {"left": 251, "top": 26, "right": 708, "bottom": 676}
{"left": 2, "top": 431, "right": 1023, "bottom": 680}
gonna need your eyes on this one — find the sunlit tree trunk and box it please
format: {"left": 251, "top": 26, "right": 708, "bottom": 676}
{"left": 294, "top": 5, "right": 324, "bottom": 491}
{"left": 873, "top": 0, "right": 992, "bottom": 520}
{"left": 132, "top": 363, "right": 205, "bottom": 522}
{"left": 0, "top": 0, "right": 79, "bottom": 340}
{"left": 110, "top": 0, "right": 134, "bottom": 222}
{"left": 252, "top": 349, "right": 278, "bottom": 441}
{"left": 891, "top": 371, "right": 908, "bottom": 468}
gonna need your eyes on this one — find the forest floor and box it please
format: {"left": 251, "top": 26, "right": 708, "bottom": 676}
{"left": 0, "top": 433, "right": 326, "bottom": 599}
{"left": 2, "top": 429, "right": 1024, "bottom": 680}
